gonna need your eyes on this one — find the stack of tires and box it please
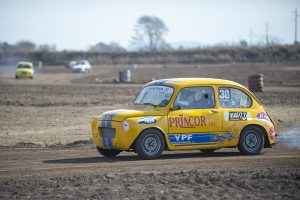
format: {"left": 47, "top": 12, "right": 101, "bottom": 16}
{"left": 248, "top": 74, "right": 263, "bottom": 92}
{"left": 119, "top": 70, "right": 131, "bottom": 83}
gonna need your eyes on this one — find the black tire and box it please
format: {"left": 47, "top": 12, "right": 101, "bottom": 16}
{"left": 200, "top": 149, "right": 217, "bottom": 154}
{"left": 134, "top": 129, "right": 165, "bottom": 160}
{"left": 15, "top": 76, "right": 18, "bottom": 79}
{"left": 30, "top": 76, "right": 33, "bottom": 79}
{"left": 96, "top": 147, "right": 121, "bottom": 157}
{"left": 238, "top": 126, "right": 265, "bottom": 155}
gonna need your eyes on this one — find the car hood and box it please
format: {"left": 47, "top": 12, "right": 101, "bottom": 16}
{"left": 97, "top": 109, "right": 164, "bottom": 122}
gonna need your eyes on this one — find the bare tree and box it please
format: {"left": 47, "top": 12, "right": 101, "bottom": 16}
{"left": 15, "top": 40, "right": 36, "bottom": 51}
{"left": 130, "top": 16, "right": 169, "bottom": 52}
{"left": 38, "top": 44, "right": 56, "bottom": 52}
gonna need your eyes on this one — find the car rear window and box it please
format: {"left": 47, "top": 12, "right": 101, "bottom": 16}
{"left": 218, "top": 87, "right": 252, "bottom": 108}
{"left": 17, "top": 64, "right": 31, "bottom": 69}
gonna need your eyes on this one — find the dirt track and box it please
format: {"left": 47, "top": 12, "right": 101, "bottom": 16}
{"left": 0, "top": 63, "right": 300, "bottom": 199}
{"left": 0, "top": 145, "right": 300, "bottom": 199}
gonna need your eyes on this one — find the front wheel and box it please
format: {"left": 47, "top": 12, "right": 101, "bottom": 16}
{"left": 134, "top": 129, "right": 165, "bottom": 160}
{"left": 238, "top": 126, "right": 264, "bottom": 155}
{"left": 96, "top": 147, "right": 121, "bottom": 157}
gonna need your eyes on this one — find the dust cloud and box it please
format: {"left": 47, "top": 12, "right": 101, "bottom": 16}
{"left": 277, "top": 124, "right": 300, "bottom": 148}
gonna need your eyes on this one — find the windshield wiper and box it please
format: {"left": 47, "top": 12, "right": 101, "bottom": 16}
{"left": 143, "top": 102, "right": 157, "bottom": 107}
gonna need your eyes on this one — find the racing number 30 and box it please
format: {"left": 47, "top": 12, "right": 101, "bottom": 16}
{"left": 219, "top": 89, "right": 230, "bottom": 99}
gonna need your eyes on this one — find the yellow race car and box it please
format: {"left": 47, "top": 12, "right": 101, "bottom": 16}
{"left": 91, "top": 78, "right": 276, "bottom": 159}
{"left": 15, "top": 62, "right": 34, "bottom": 79}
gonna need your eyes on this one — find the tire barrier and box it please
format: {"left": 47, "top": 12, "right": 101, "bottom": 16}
{"left": 248, "top": 74, "right": 263, "bottom": 92}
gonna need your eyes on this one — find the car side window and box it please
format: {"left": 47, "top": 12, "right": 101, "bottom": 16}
{"left": 218, "top": 87, "right": 252, "bottom": 108}
{"left": 174, "top": 87, "right": 215, "bottom": 109}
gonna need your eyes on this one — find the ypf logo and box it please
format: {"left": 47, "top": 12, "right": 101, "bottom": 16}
{"left": 174, "top": 134, "right": 192, "bottom": 142}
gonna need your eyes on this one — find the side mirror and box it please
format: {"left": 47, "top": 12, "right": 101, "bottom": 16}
{"left": 170, "top": 105, "right": 181, "bottom": 111}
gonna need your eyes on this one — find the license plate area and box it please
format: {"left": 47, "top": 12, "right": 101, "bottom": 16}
{"left": 100, "top": 127, "right": 116, "bottom": 138}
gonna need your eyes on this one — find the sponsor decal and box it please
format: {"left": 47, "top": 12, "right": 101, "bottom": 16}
{"left": 231, "top": 100, "right": 236, "bottom": 106}
{"left": 256, "top": 112, "right": 270, "bottom": 121}
{"left": 170, "top": 134, "right": 193, "bottom": 144}
{"left": 169, "top": 132, "right": 235, "bottom": 145}
{"left": 269, "top": 126, "right": 275, "bottom": 141}
{"left": 224, "top": 112, "right": 250, "bottom": 121}
{"left": 146, "top": 86, "right": 173, "bottom": 95}
{"left": 152, "top": 80, "right": 178, "bottom": 86}
{"left": 240, "top": 96, "right": 248, "bottom": 107}
{"left": 138, "top": 116, "right": 156, "bottom": 124}
{"left": 154, "top": 80, "right": 167, "bottom": 85}
{"left": 211, "top": 133, "right": 235, "bottom": 142}
{"left": 123, "top": 121, "right": 129, "bottom": 132}
{"left": 169, "top": 114, "right": 211, "bottom": 128}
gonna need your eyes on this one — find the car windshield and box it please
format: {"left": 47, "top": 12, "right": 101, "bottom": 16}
{"left": 17, "top": 64, "right": 31, "bottom": 69}
{"left": 76, "top": 61, "right": 86, "bottom": 65}
{"left": 134, "top": 85, "right": 174, "bottom": 107}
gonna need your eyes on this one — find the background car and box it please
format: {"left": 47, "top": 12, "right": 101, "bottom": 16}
{"left": 71, "top": 60, "right": 92, "bottom": 73}
{"left": 15, "top": 61, "right": 34, "bottom": 79}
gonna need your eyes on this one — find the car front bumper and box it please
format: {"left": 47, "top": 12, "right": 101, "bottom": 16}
{"left": 91, "top": 118, "right": 137, "bottom": 150}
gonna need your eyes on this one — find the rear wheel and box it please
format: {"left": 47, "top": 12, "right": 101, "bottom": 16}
{"left": 134, "top": 129, "right": 165, "bottom": 160}
{"left": 238, "top": 126, "right": 264, "bottom": 155}
{"left": 96, "top": 147, "right": 121, "bottom": 157}
{"left": 15, "top": 75, "right": 18, "bottom": 79}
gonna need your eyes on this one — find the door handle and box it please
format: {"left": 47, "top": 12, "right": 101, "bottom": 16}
{"left": 211, "top": 109, "right": 219, "bottom": 113}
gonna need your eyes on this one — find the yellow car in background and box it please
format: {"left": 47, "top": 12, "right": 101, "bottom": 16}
{"left": 91, "top": 78, "right": 276, "bottom": 159}
{"left": 15, "top": 62, "right": 34, "bottom": 79}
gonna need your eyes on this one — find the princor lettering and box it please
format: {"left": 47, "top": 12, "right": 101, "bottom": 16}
{"left": 169, "top": 115, "right": 207, "bottom": 128}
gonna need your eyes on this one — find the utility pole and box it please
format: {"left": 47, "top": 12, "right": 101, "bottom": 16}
{"left": 249, "top": 30, "right": 253, "bottom": 46}
{"left": 293, "top": 8, "right": 299, "bottom": 44}
{"left": 265, "top": 23, "right": 269, "bottom": 45}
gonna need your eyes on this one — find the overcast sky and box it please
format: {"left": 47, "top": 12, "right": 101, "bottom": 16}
{"left": 0, "top": 0, "right": 299, "bottom": 50}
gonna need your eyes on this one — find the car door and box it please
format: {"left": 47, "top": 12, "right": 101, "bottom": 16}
{"left": 167, "top": 86, "right": 221, "bottom": 146}
{"left": 217, "top": 86, "right": 253, "bottom": 145}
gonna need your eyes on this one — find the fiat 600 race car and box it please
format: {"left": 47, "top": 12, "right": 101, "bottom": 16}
{"left": 15, "top": 61, "right": 34, "bottom": 79}
{"left": 91, "top": 78, "right": 276, "bottom": 159}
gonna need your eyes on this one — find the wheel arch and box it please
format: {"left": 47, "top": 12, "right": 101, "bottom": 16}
{"left": 130, "top": 127, "right": 168, "bottom": 150}
{"left": 240, "top": 124, "right": 271, "bottom": 148}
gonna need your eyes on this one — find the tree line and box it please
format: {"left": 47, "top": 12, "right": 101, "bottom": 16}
{"left": 1, "top": 15, "right": 285, "bottom": 54}
{"left": 0, "top": 15, "right": 169, "bottom": 54}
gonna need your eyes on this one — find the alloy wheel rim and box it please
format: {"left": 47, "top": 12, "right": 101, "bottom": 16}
{"left": 244, "top": 131, "right": 261, "bottom": 152}
{"left": 143, "top": 134, "right": 161, "bottom": 155}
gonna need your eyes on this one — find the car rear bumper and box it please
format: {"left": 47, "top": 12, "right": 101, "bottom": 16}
{"left": 72, "top": 69, "right": 84, "bottom": 73}
{"left": 16, "top": 72, "right": 33, "bottom": 77}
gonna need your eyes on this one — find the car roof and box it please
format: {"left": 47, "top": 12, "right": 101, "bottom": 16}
{"left": 17, "top": 61, "right": 33, "bottom": 66}
{"left": 146, "top": 78, "right": 247, "bottom": 89}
